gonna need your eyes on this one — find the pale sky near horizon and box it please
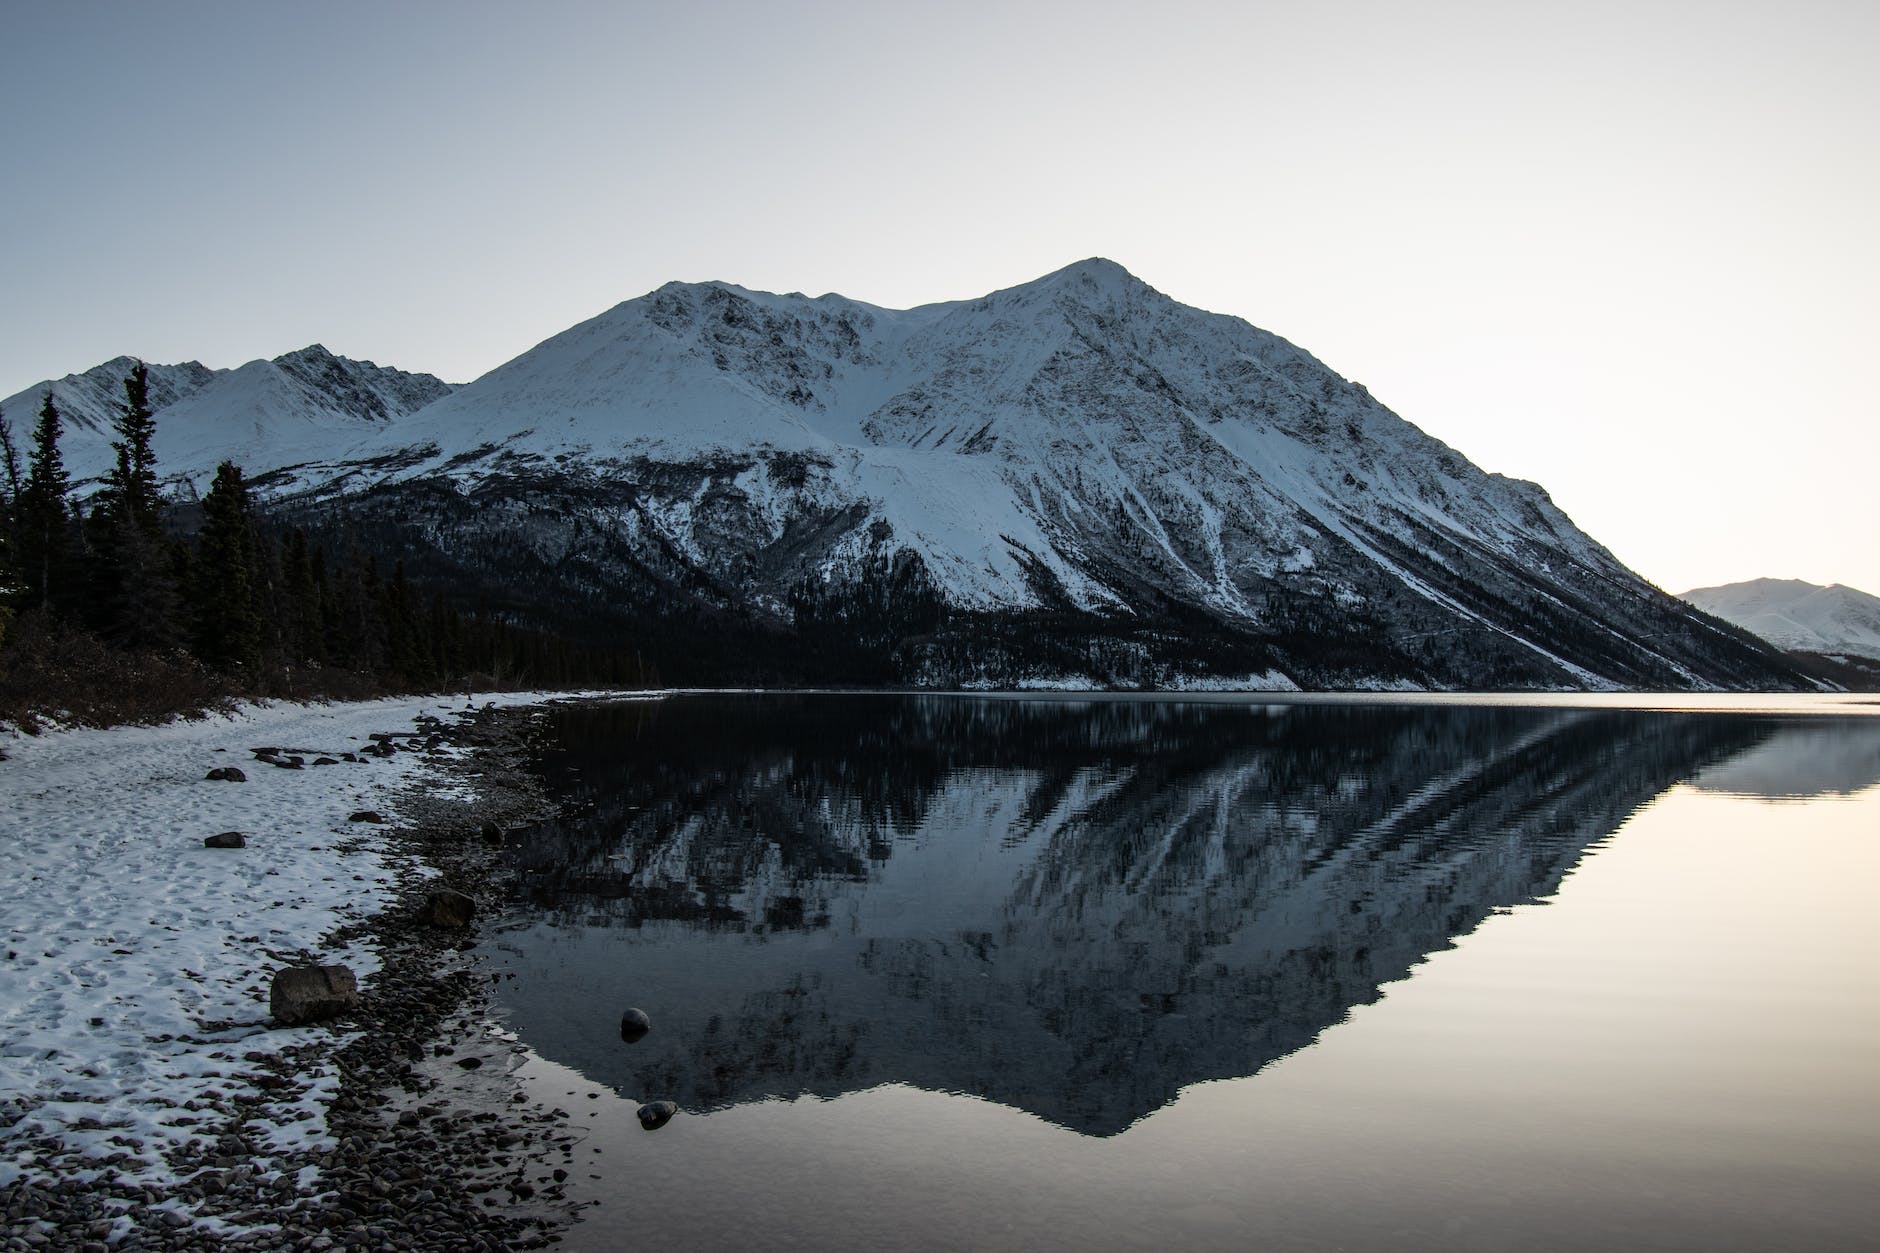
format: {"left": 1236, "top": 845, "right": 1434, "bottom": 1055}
{"left": 1, "top": 0, "right": 1874, "bottom": 597}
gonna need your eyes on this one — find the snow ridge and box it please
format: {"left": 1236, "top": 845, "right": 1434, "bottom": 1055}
{"left": 3, "top": 347, "right": 453, "bottom": 493}
{"left": 1682, "top": 578, "right": 1880, "bottom": 661}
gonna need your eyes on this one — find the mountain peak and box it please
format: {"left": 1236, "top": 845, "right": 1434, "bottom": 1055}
{"left": 1053, "top": 256, "right": 1133, "bottom": 281}
{"left": 1025, "top": 257, "right": 1142, "bottom": 295}
{"left": 93, "top": 258, "right": 1802, "bottom": 691}
{"left": 274, "top": 343, "right": 336, "bottom": 365}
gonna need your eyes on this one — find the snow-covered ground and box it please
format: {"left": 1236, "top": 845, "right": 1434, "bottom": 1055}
{"left": 0, "top": 692, "right": 605, "bottom": 1231}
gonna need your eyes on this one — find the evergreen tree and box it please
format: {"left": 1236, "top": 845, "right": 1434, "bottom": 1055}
{"left": 192, "top": 461, "right": 262, "bottom": 672}
{"left": 0, "top": 405, "right": 17, "bottom": 655}
{"left": 0, "top": 402, "right": 21, "bottom": 516}
{"left": 17, "top": 393, "right": 72, "bottom": 612}
{"left": 108, "top": 361, "right": 162, "bottom": 536}
{"left": 89, "top": 362, "right": 181, "bottom": 647}
{"left": 281, "top": 529, "right": 324, "bottom": 666}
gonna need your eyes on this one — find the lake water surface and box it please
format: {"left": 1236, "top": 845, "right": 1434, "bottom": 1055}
{"left": 483, "top": 694, "right": 1880, "bottom": 1251}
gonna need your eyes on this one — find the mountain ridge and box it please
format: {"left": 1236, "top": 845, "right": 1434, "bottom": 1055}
{"left": 7, "top": 261, "right": 1809, "bottom": 691}
{"left": 0, "top": 345, "right": 454, "bottom": 493}
{"left": 1680, "top": 578, "right": 1880, "bottom": 662}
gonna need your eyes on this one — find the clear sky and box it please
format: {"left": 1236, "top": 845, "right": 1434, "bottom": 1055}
{"left": 1, "top": 0, "right": 1874, "bottom": 596}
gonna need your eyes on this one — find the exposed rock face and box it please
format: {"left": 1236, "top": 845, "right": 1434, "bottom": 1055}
{"left": 269, "top": 965, "right": 359, "bottom": 1026}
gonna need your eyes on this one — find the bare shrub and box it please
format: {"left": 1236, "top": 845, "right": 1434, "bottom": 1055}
{"left": 0, "top": 609, "right": 238, "bottom": 732}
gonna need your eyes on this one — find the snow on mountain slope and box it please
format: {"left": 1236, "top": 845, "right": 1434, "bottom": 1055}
{"left": 1681, "top": 578, "right": 1880, "bottom": 661}
{"left": 274, "top": 258, "right": 1780, "bottom": 689}
{"left": 319, "top": 259, "right": 1560, "bottom": 614}
{"left": 4, "top": 346, "right": 453, "bottom": 493}
{"left": 2, "top": 356, "right": 217, "bottom": 441}
{"left": 131, "top": 346, "right": 454, "bottom": 495}
{"left": 13, "top": 260, "right": 1794, "bottom": 689}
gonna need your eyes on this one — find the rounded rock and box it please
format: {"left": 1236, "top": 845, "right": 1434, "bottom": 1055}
{"left": 636, "top": 1100, "right": 677, "bottom": 1131}
{"left": 619, "top": 1008, "right": 651, "bottom": 1042}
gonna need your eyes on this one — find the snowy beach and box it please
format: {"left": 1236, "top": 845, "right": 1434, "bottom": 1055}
{"left": 0, "top": 693, "right": 621, "bottom": 1248}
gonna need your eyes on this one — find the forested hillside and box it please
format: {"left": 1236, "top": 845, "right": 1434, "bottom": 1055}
{"left": 0, "top": 364, "right": 649, "bottom": 728}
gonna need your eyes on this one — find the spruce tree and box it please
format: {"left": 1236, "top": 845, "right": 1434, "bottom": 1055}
{"left": 110, "top": 361, "right": 162, "bottom": 536}
{"left": 17, "top": 393, "right": 72, "bottom": 612}
{"left": 0, "top": 405, "right": 17, "bottom": 652}
{"left": 0, "top": 402, "right": 21, "bottom": 515}
{"left": 91, "top": 362, "right": 181, "bottom": 646}
{"left": 192, "top": 461, "right": 262, "bottom": 673}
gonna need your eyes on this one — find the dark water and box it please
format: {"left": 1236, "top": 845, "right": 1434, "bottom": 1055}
{"left": 482, "top": 694, "right": 1880, "bottom": 1252}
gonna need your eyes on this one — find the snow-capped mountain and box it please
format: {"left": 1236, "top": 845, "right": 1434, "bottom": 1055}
{"left": 1681, "top": 578, "right": 1880, "bottom": 662}
{"left": 1, "top": 345, "right": 453, "bottom": 494}
{"left": 10, "top": 260, "right": 1804, "bottom": 689}
{"left": 266, "top": 259, "right": 1792, "bottom": 690}
{"left": 0, "top": 356, "right": 219, "bottom": 441}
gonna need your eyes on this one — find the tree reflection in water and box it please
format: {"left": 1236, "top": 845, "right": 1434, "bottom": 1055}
{"left": 489, "top": 696, "right": 1791, "bottom": 1135}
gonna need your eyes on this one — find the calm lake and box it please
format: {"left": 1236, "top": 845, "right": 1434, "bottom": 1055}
{"left": 482, "top": 693, "right": 1880, "bottom": 1252}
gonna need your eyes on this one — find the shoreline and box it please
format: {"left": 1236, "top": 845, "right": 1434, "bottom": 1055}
{"left": 0, "top": 691, "right": 640, "bottom": 1250}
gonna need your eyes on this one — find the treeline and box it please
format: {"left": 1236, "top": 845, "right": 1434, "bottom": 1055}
{"left": 0, "top": 363, "right": 648, "bottom": 727}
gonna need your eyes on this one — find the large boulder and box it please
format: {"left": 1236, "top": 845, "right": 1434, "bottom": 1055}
{"left": 204, "top": 766, "right": 247, "bottom": 782}
{"left": 422, "top": 889, "right": 476, "bottom": 929}
{"left": 203, "top": 831, "right": 246, "bottom": 849}
{"left": 269, "top": 965, "right": 359, "bottom": 1025}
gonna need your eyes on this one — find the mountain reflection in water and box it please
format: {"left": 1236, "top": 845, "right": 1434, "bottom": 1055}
{"left": 484, "top": 696, "right": 1804, "bottom": 1136}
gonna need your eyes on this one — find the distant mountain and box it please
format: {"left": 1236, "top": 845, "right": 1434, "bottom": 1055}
{"left": 10, "top": 261, "right": 1807, "bottom": 690}
{"left": 0, "top": 355, "right": 219, "bottom": 440}
{"left": 1681, "top": 578, "right": 1880, "bottom": 663}
{"left": 0, "top": 345, "right": 453, "bottom": 494}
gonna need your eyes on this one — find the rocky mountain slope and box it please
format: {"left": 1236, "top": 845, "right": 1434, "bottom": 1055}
{"left": 273, "top": 260, "right": 1796, "bottom": 689}
{"left": 1681, "top": 578, "right": 1880, "bottom": 663}
{"left": 12, "top": 261, "right": 1805, "bottom": 690}
{"left": 1, "top": 345, "right": 453, "bottom": 495}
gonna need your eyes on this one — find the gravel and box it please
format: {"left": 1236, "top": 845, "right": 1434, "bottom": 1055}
{"left": 2, "top": 702, "right": 594, "bottom": 1250}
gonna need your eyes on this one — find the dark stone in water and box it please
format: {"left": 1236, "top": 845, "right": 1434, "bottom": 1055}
{"left": 620, "top": 1007, "right": 652, "bottom": 1042}
{"left": 312, "top": 757, "right": 339, "bottom": 766}
{"left": 637, "top": 1100, "right": 677, "bottom": 1130}
{"left": 269, "top": 965, "right": 359, "bottom": 1025}
{"left": 423, "top": 889, "right": 476, "bottom": 929}
{"left": 479, "top": 821, "right": 504, "bottom": 845}
{"left": 349, "top": 810, "right": 387, "bottom": 824}
{"left": 204, "top": 766, "right": 247, "bottom": 782}
{"left": 203, "top": 831, "right": 246, "bottom": 849}
{"left": 456, "top": 1056, "right": 483, "bottom": 1070}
